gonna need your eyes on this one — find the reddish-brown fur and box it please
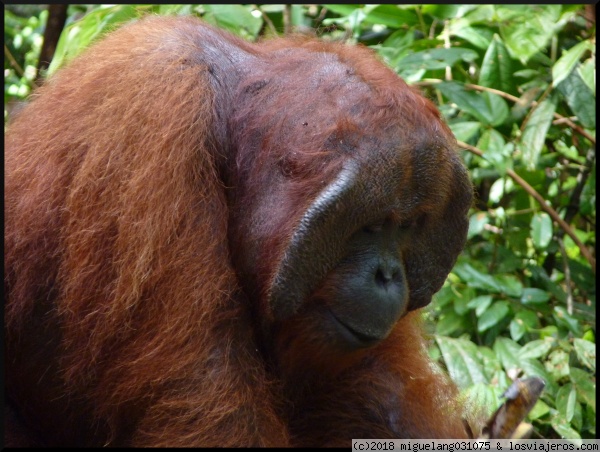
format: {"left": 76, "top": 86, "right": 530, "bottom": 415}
{"left": 5, "top": 16, "right": 471, "bottom": 446}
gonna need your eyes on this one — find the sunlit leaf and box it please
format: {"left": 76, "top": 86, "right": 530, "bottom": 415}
{"left": 478, "top": 300, "right": 510, "bottom": 332}
{"left": 552, "top": 40, "right": 593, "bottom": 87}
{"left": 520, "top": 98, "right": 557, "bottom": 170}
{"left": 573, "top": 339, "right": 596, "bottom": 372}
{"left": 479, "top": 34, "right": 514, "bottom": 94}
{"left": 520, "top": 288, "right": 551, "bottom": 305}
{"left": 570, "top": 368, "right": 596, "bottom": 411}
{"left": 518, "top": 338, "right": 553, "bottom": 360}
{"left": 531, "top": 212, "right": 553, "bottom": 249}
{"left": 557, "top": 70, "right": 596, "bottom": 129}
{"left": 578, "top": 58, "right": 596, "bottom": 95}
{"left": 436, "top": 336, "right": 487, "bottom": 388}
{"left": 499, "top": 5, "right": 562, "bottom": 64}
{"left": 437, "top": 81, "right": 509, "bottom": 126}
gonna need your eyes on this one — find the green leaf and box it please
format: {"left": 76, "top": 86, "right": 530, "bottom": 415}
{"left": 400, "top": 47, "right": 478, "bottom": 70}
{"left": 436, "top": 311, "right": 466, "bottom": 336}
{"left": 437, "top": 82, "right": 508, "bottom": 126}
{"left": 323, "top": 4, "right": 361, "bottom": 16}
{"left": 422, "top": 5, "right": 474, "bottom": 20}
{"left": 467, "top": 212, "right": 489, "bottom": 239}
{"left": 520, "top": 98, "right": 557, "bottom": 170}
{"left": 498, "top": 5, "right": 562, "bottom": 64}
{"left": 478, "top": 129, "right": 511, "bottom": 175}
{"left": 478, "top": 300, "right": 510, "bottom": 332}
{"left": 450, "top": 25, "right": 493, "bottom": 49}
{"left": 479, "top": 34, "right": 514, "bottom": 94}
{"left": 489, "top": 177, "right": 514, "bottom": 203}
{"left": 203, "top": 5, "right": 262, "bottom": 39}
{"left": 49, "top": 5, "right": 139, "bottom": 75}
{"left": 509, "top": 318, "right": 526, "bottom": 341}
{"left": 518, "top": 338, "right": 554, "bottom": 360}
{"left": 551, "top": 413, "right": 581, "bottom": 440}
{"left": 552, "top": 40, "right": 593, "bottom": 87}
{"left": 530, "top": 212, "right": 553, "bottom": 249}
{"left": 463, "top": 5, "right": 495, "bottom": 23}
{"left": 493, "top": 275, "right": 523, "bottom": 298}
{"left": 553, "top": 306, "right": 582, "bottom": 336}
{"left": 573, "top": 339, "right": 596, "bottom": 372}
{"left": 570, "top": 368, "right": 596, "bottom": 411}
{"left": 545, "top": 349, "right": 570, "bottom": 380}
{"left": 528, "top": 399, "right": 551, "bottom": 420}
{"left": 453, "top": 262, "right": 500, "bottom": 293}
{"left": 520, "top": 359, "right": 557, "bottom": 396}
{"left": 448, "top": 121, "right": 481, "bottom": 143}
{"left": 521, "top": 288, "right": 551, "bottom": 304}
{"left": 467, "top": 294, "right": 494, "bottom": 316}
{"left": 578, "top": 58, "right": 596, "bottom": 95}
{"left": 493, "top": 337, "right": 522, "bottom": 373}
{"left": 509, "top": 310, "right": 539, "bottom": 341}
{"left": 363, "top": 5, "right": 417, "bottom": 27}
{"left": 157, "top": 5, "right": 193, "bottom": 15}
{"left": 436, "top": 336, "right": 487, "bottom": 388}
{"left": 556, "top": 70, "right": 597, "bottom": 129}
{"left": 580, "top": 166, "right": 596, "bottom": 215}
{"left": 556, "top": 384, "right": 578, "bottom": 422}
{"left": 462, "top": 383, "right": 502, "bottom": 418}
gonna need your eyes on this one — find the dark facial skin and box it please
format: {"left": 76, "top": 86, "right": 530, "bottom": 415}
{"left": 316, "top": 218, "right": 409, "bottom": 347}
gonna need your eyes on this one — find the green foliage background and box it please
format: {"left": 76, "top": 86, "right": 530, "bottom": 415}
{"left": 5, "top": 4, "right": 596, "bottom": 440}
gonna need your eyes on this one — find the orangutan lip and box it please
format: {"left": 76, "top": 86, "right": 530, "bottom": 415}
{"left": 328, "top": 310, "right": 381, "bottom": 347}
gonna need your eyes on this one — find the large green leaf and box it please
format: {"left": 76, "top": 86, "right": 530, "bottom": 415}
{"left": 520, "top": 288, "right": 551, "bottom": 305}
{"left": 518, "top": 338, "right": 554, "bottom": 360}
{"left": 509, "top": 310, "right": 540, "bottom": 341}
{"left": 552, "top": 40, "right": 594, "bottom": 87}
{"left": 437, "top": 81, "right": 509, "bottom": 126}
{"left": 520, "top": 98, "right": 557, "bottom": 170}
{"left": 448, "top": 121, "right": 481, "bottom": 143}
{"left": 436, "top": 336, "right": 487, "bottom": 388}
{"left": 556, "top": 384, "right": 578, "bottom": 422}
{"left": 498, "top": 5, "right": 562, "bottom": 64}
{"left": 453, "top": 262, "right": 501, "bottom": 293}
{"left": 449, "top": 24, "right": 493, "bottom": 49}
{"left": 573, "top": 339, "right": 596, "bottom": 372}
{"left": 530, "top": 212, "right": 553, "bottom": 249}
{"left": 467, "top": 294, "right": 493, "bottom": 316}
{"left": 399, "top": 47, "right": 478, "bottom": 70}
{"left": 570, "top": 368, "right": 596, "bottom": 411}
{"left": 551, "top": 413, "right": 581, "bottom": 440}
{"left": 422, "top": 5, "right": 476, "bottom": 20}
{"left": 493, "top": 337, "right": 522, "bottom": 372}
{"left": 493, "top": 275, "right": 523, "bottom": 298}
{"left": 49, "top": 5, "right": 140, "bottom": 75}
{"left": 557, "top": 70, "right": 597, "bottom": 129}
{"left": 363, "top": 5, "right": 417, "bottom": 27}
{"left": 477, "top": 129, "right": 511, "bottom": 175}
{"left": 322, "top": 4, "right": 361, "bottom": 16}
{"left": 202, "top": 5, "right": 262, "bottom": 39}
{"left": 578, "top": 58, "right": 596, "bottom": 95}
{"left": 436, "top": 311, "right": 467, "bottom": 336}
{"left": 478, "top": 300, "right": 510, "bottom": 332}
{"left": 479, "top": 34, "right": 514, "bottom": 94}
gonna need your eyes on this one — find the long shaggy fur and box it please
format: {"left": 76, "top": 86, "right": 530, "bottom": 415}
{"left": 5, "top": 16, "right": 471, "bottom": 446}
